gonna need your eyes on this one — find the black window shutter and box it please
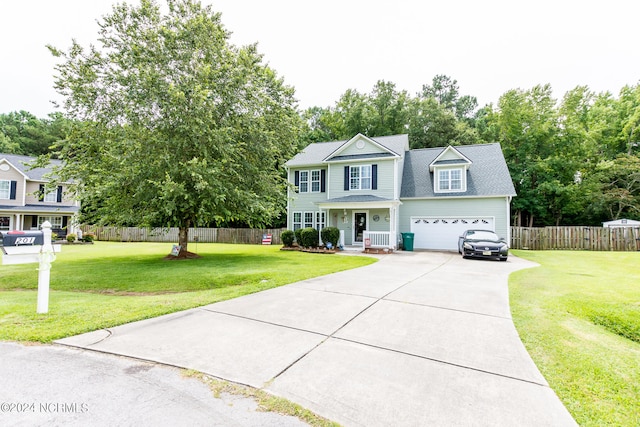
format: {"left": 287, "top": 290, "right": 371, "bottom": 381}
{"left": 38, "top": 184, "right": 44, "bottom": 202}
{"left": 9, "top": 181, "right": 17, "bottom": 200}
{"left": 294, "top": 171, "right": 300, "bottom": 193}
{"left": 56, "top": 186, "right": 63, "bottom": 203}
{"left": 372, "top": 165, "right": 378, "bottom": 190}
{"left": 31, "top": 216, "right": 38, "bottom": 228}
{"left": 62, "top": 216, "right": 68, "bottom": 229}
{"left": 344, "top": 166, "right": 350, "bottom": 191}
{"left": 320, "top": 170, "right": 326, "bottom": 193}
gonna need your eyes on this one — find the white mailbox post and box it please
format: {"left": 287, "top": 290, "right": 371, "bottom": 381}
{"left": 0, "top": 221, "right": 61, "bottom": 314}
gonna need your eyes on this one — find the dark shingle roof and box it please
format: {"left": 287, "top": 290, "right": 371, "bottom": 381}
{"left": 285, "top": 134, "right": 408, "bottom": 167}
{"left": 0, "top": 153, "right": 61, "bottom": 181}
{"left": 401, "top": 143, "right": 516, "bottom": 198}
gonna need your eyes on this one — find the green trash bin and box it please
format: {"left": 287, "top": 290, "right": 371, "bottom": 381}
{"left": 402, "top": 232, "right": 414, "bottom": 251}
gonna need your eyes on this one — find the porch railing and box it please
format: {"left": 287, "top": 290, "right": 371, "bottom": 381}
{"left": 364, "top": 231, "right": 391, "bottom": 248}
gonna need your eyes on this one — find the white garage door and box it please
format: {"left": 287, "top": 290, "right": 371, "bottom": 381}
{"left": 410, "top": 217, "right": 494, "bottom": 250}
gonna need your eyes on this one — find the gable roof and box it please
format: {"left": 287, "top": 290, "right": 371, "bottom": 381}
{"left": 323, "top": 134, "right": 402, "bottom": 162}
{"left": 401, "top": 143, "right": 516, "bottom": 198}
{"left": 285, "top": 134, "right": 409, "bottom": 167}
{"left": 429, "top": 145, "right": 472, "bottom": 172}
{"left": 0, "top": 153, "right": 61, "bottom": 181}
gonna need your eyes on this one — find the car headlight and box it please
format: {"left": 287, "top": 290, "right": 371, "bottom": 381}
{"left": 463, "top": 242, "right": 473, "bottom": 250}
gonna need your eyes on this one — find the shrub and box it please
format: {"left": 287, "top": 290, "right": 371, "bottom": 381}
{"left": 294, "top": 228, "right": 304, "bottom": 245}
{"left": 82, "top": 233, "right": 96, "bottom": 243}
{"left": 281, "top": 230, "right": 295, "bottom": 247}
{"left": 51, "top": 232, "right": 58, "bottom": 241}
{"left": 299, "top": 227, "right": 319, "bottom": 248}
{"left": 66, "top": 233, "right": 77, "bottom": 243}
{"left": 321, "top": 227, "right": 340, "bottom": 248}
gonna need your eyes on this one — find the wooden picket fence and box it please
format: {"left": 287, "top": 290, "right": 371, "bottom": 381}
{"left": 80, "top": 226, "right": 286, "bottom": 245}
{"left": 511, "top": 226, "right": 640, "bottom": 251}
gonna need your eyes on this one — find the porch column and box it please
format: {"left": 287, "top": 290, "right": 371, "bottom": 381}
{"left": 389, "top": 206, "right": 396, "bottom": 249}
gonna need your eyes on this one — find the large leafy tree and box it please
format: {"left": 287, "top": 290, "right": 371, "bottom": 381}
{"left": 409, "top": 75, "right": 481, "bottom": 149}
{"left": 490, "top": 85, "right": 560, "bottom": 226}
{"left": 0, "top": 111, "right": 68, "bottom": 156}
{"left": 47, "top": 0, "right": 301, "bottom": 254}
{"left": 300, "top": 76, "right": 481, "bottom": 148}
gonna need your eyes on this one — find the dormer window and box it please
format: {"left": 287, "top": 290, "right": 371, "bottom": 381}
{"left": 429, "top": 146, "right": 472, "bottom": 194}
{"left": 438, "top": 168, "right": 462, "bottom": 191}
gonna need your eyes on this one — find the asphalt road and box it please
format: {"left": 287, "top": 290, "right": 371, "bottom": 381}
{"left": 0, "top": 341, "right": 307, "bottom": 427}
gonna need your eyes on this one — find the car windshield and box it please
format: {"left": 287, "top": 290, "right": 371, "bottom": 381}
{"left": 466, "top": 231, "right": 500, "bottom": 241}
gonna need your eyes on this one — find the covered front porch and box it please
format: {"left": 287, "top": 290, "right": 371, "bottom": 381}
{"left": 317, "top": 196, "right": 401, "bottom": 250}
{"left": 0, "top": 205, "right": 79, "bottom": 237}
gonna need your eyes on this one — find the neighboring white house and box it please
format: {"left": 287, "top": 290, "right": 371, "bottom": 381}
{"left": 0, "top": 153, "right": 79, "bottom": 237}
{"left": 285, "top": 133, "right": 516, "bottom": 251}
{"left": 602, "top": 219, "right": 640, "bottom": 228}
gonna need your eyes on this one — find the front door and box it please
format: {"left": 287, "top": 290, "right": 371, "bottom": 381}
{"left": 354, "top": 212, "right": 367, "bottom": 243}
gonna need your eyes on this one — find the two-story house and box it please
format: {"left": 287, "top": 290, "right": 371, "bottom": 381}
{"left": 285, "top": 134, "right": 516, "bottom": 251}
{"left": 0, "top": 153, "right": 79, "bottom": 237}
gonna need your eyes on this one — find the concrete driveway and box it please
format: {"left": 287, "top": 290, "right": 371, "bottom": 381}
{"left": 57, "top": 251, "right": 576, "bottom": 426}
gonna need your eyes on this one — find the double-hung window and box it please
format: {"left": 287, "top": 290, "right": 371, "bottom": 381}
{"left": 350, "top": 165, "right": 372, "bottom": 190}
{"left": 293, "top": 212, "right": 302, "bottom": 230}
{"left": 311, "top": 170, "right": 321, "bottom": 192}
{"left": 315, "top": 211, "right": 326, "bottom": 230}
{"left": 438, "top": 168, "right": 463, "bottom": 192}
{"left": 304, "top": 212, "right": 314, "bottom": 228}
{"left": 296, "top": 170, "right": 322, "bottom": 193}
{"left": 0, "top": 180, "right": 9, "bottom": 199}
{"left": 44, "top": 189, "right": 58, "bottom": 203}
{"left": 299, "top": 171, "right": 309, "bottom": 193}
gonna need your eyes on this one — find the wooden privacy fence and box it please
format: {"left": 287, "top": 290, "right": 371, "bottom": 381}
{"left": 80, "top": 226, "right": 286, "bottom": 245}
{"left": 511, "top": 226, "right": 640, "bottom": 251}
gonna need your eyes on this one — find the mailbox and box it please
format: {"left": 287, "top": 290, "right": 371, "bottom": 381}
{"left": 1, "top": 230, "right": 58, "bottom": 266}
{"left": 1, "top": 230, "right": 44, "bottom": 247}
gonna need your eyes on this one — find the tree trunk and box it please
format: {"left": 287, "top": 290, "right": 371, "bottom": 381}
{"left": 514, "top": 210, "right": 522, "bottom": 227}
{"left": 178, "top": 225, "right": 189, "bottom": 253}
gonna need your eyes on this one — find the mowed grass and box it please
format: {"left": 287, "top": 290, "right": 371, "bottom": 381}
{"left": 0, "top": 242, "right": 376, "bottom": 342}
{"left": 510, "top": 250, "right": 640, "bottom": 427}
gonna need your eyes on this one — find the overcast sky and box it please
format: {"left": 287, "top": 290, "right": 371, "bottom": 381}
{"left": 2, "top": 0, "right": 639, "bottom": 118}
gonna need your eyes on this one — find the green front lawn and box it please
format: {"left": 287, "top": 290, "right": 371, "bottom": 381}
{"left": 510, "top": 250, "right": 640, "bottom": 427}
{"left": 0, "top": 242, "right": 376, "bottom": 342}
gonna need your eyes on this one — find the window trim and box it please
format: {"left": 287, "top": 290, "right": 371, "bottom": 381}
{"left": 435, "top": 167, "right": 466, "bottom": 193}
{"left": 44, "top": 189, "right": 58, "bottom": 203}
{"left": 315, "top": 211, "right": 326, "bottom": 230}
{"left": 37, "top": 215, "right": 63, "bottom": 229}
{"left": 311, "top": 170, "right": 321, "bottom": 192}
{"left": 349, "top": 165, "right": 372, "bottom": 191}
{"left": 296, "top": 169, "right": 323, "bottom": 193}
{"left": 292, "top": 212, "right": 302, "bottom": 230}
{"left": 303, "top": 211, "right": 314, "bottom": 229}
{"left": 293, "top": 210, "right": 325, "bottom": 231}
{"left": 0, "top": 180, "right": 9, "bottom": 199}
